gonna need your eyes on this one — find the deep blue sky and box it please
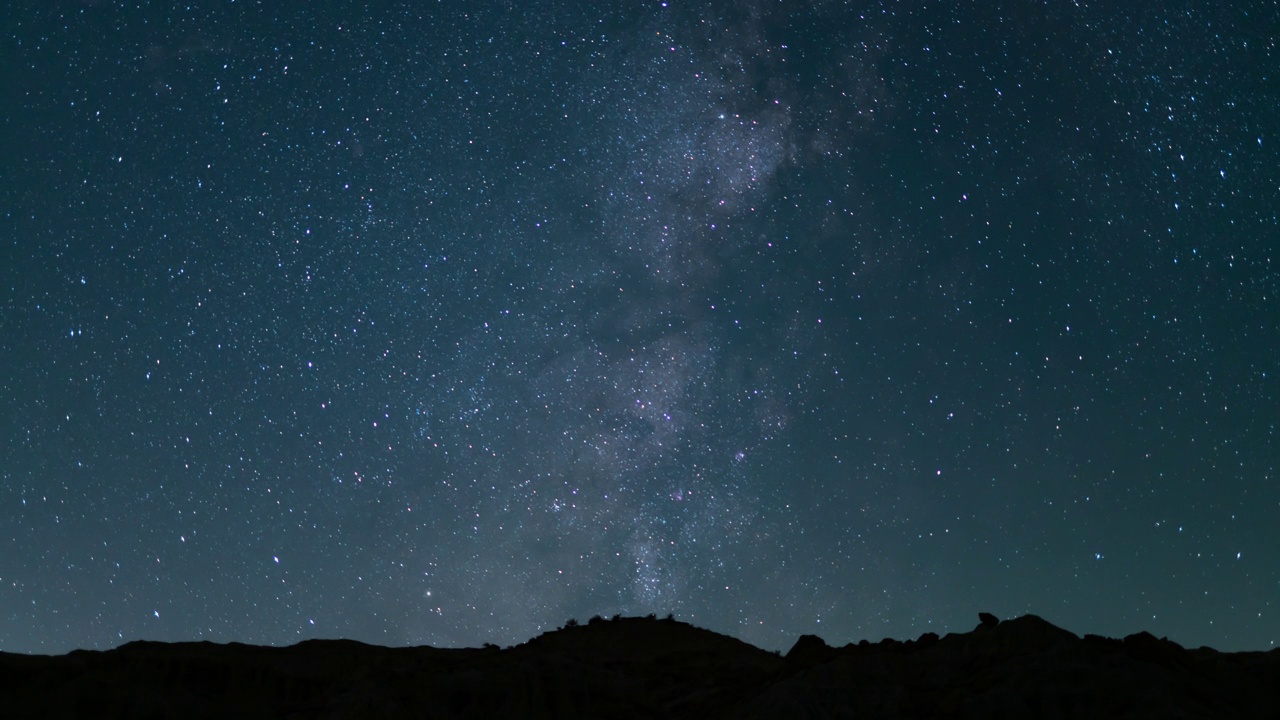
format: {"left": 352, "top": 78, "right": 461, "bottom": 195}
{"left": 3, "top": 1, "right": 1277, "bottom": 654}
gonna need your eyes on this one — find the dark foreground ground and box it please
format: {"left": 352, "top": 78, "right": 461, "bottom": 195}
{"left": 2, "top": 613, "right": 1277, "bottom": 718}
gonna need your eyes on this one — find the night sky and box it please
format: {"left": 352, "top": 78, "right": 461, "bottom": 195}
{"left": 3, "top": 1, "right": 1278, "bottom": 656}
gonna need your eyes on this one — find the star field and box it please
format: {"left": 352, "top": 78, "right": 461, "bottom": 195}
{"left": 2, "top": 1, "right": 1278, "bottom": 654}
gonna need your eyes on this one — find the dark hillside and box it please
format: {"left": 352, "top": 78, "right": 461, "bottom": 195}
{"left": 2, "top": 614, "right": 1277, "bottom": 718}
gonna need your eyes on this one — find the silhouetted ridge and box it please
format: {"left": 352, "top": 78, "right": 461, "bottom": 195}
{"left": 2, "top": 614, "right": 1278, "bottom": 718}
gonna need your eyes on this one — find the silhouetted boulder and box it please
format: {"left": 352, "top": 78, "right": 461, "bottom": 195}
{"left": 978, "top": 611, "right": 1000, "bottom": 628}
{"left": 783, "top": 634, "right": 836, "bottom": 667}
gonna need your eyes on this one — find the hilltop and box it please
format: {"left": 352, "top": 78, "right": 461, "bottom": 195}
{"left": 3, "top": 613, "right": 1278, "bottom": 718}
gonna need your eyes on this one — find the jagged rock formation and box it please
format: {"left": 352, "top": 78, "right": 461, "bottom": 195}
{"left": 2, "top": 614, "right": 1277, "bottom": 718}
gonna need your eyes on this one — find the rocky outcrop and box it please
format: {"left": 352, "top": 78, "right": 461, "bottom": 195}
{"left": 2, "top": 614, "right": 1277, "bottom": 718}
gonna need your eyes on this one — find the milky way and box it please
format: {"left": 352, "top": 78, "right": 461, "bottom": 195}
{"left": 3, "top": 2, "right": 1277, "bottom": 654}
